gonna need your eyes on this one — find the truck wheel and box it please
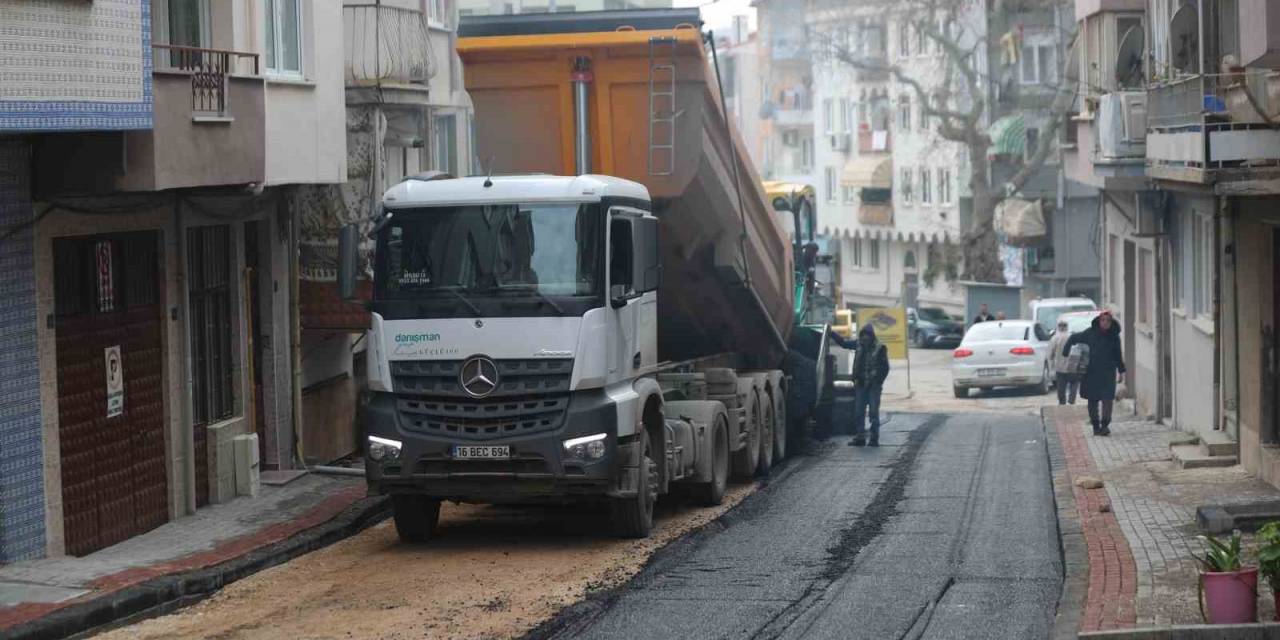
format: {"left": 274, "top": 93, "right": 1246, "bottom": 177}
{"left": 392, "top": 495, "right": 441, "bottom": 543}
{"left": 731, "top": 386, "right": 761, "bottom": 480}
{"left": 691, "top": 415, "right": 729, "bottom": 506}
{"left": 772, "top": 390, "right": 787, "bottom": 461}
{"left": 756, "top": 392, "right": 774, "bottom": 476}
{"left": 612, "top": 431, "right": 657, "bottom": 538}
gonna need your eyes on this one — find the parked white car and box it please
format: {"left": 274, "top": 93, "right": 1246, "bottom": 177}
{"left": 952, "top": 320, "right": 1053, "bottom": 398}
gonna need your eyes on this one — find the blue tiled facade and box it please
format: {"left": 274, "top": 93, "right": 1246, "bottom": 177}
{"left": 0, "top": 1, "right": 153, "bottom": 132}
{"left": 0, "top": 141, "right": 42, "bottom": 562}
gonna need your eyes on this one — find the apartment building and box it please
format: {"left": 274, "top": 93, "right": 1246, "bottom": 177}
{"left": 457, "top": 0, "right": 672, "bottom": 15}
{"left": 0, "top": 0, "right": 347, "bottom": 561}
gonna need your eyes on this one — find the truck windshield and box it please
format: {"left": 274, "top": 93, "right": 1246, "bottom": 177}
{"left": 375, "top": 203, "right": 603, "bottom": 300}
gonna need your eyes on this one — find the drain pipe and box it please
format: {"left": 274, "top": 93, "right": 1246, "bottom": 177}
{"left": 572, "top": 57, "right": 593, "bottom": 175}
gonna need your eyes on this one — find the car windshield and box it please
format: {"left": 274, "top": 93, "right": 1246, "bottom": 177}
{"left": 374, "top": 203, "right": 603, "bottom": 300}
{"left": 1036, "top": 303, "right": 1096, "bottom": 332}
{"left": 918, "top": 308, "right": 950, "bottom": 322}
{"left": 1062, "top": 314, "right": 1097, "bottom": 335}
{"left": 965, "top": 323, "right": 1030, "bottom": 342}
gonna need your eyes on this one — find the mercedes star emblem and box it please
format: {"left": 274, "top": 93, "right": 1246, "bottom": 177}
{"left": 459, "top": 356, "right": 500, "bottom": 398}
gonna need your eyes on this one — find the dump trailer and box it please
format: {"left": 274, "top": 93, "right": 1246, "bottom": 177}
{"left": 342, "top": 10, "right": 830, "bottom": 541}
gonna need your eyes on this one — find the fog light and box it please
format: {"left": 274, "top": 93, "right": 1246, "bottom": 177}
{"left": 563, "top": 433, "right": 607, "bottom": 460}
{"left": 368, "top": 435, "right": 402, "bottom": 462}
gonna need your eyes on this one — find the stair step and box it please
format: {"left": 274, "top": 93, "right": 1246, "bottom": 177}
{"left": 1167, "top": 432, "right": 1199, "bottom": 448}
{"left": 1200, "top": 430, "right": 1238, "bottom": 457}
{"left": 1171, "top": 444, "right": 1239, "bottom": 469}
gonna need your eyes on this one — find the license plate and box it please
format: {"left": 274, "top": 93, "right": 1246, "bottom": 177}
{"left": 977, "top": 368, "right": 1006, "bottom": 377}
{"left": 452, "top": 445, "right": 510, "bottom": 460}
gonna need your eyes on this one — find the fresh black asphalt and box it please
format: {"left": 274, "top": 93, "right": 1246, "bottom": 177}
{"left": 527, "top": 411, "right": 1062, "bottom": 640}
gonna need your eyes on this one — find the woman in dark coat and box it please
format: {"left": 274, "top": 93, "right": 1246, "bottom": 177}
{"left": 1062, "top": 311, "right": 1126, "bottom": 436}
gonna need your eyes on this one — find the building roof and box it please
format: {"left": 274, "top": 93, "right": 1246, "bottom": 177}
{"left": 382, "top": 174, "right": 652, "bottom": 209}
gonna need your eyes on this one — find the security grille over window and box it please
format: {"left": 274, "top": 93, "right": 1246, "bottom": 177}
{"left": 391, "top": 359, "right": 573, "bottom": 440}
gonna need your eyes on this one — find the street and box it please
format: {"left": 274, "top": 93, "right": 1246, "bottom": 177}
{"left": 95, "top": 348, "right": 1067, "bottom": 640}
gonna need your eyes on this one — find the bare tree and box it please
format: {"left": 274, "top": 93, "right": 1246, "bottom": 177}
{"left": 808, "top": 0, "right": 1077, "bottom": 283}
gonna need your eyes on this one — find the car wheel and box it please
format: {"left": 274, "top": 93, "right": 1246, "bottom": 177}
{"left": 1036, "top": 366, "right": 1051, "bottom": 395}
{"left": 953, "top": 385, "right": 968, "bottom": 398}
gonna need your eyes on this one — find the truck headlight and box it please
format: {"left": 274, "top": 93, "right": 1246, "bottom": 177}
{"left": 563, "top": 433, "right": 607, "bottom": 460}
{"left": 368, "top": 435, "right": 402, "bottom": 462}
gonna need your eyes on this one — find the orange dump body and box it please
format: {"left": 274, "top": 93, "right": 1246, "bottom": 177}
{"left": 460, "top": 26, "right": 794, "bottom": 366}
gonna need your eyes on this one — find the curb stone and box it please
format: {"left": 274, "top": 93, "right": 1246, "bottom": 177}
{"left": 1046, "top": 406, "right": 1090, "bottom": 640}
{"left": 1079, "top": 623, "right": 1280, "bottom": 639}
{"left": 5, "top": 495, "right": 390, "bottom": 640}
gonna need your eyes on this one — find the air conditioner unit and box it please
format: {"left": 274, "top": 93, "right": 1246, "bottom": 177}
{"left": 1133, "top": 191, "right": 1167, "bottom": 237}
{"left": 830, "top": 133, "right": 851, "bottom": 151}
{"left": 1120, "top": 92, "right": 1147, "bottom": 143}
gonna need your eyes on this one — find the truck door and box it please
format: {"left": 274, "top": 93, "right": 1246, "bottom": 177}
{"left": 607, "top": 210, "right": 660, "bottom": 379}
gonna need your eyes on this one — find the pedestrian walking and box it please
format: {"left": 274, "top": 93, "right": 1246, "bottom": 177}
{"left": 1062, "top": 310, "right": 1125, "bottom": 436}
{"left": 843, "top": 325, "right": 890, "bottom": 447}
{"left": 972, "top": 303, "right": 995, "bottom": 325}
{"left": 1047, "top": 319, "right": 1079, "bottom": 405}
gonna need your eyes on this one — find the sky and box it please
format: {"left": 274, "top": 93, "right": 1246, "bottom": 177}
{"left": 672, "top": 0, "right": 757, "bottom": 33}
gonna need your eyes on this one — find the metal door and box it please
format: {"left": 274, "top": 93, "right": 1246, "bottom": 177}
{"left": 54, "top": 232, "right": 168, "bottom": 556}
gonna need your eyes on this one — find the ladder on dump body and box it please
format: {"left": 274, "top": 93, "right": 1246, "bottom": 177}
{"left": 648, "top": 36, "right": 677, "bottom": 176}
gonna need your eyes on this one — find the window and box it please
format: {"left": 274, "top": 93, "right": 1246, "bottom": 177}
{"left": 900, "top": 167, "right": 913, "bottom": 203}
{"left": 825, "top": 166, "right": 837, "bottom": 202}
{"left": 838, "top": 97, "right": 850, "bottom": 133}
{"left": 427, "top": 0, "right": 449, "bottom": 26}
{"left": 823, "top": 98, "right": 834, "bottom": 134}
{"left": 1025, "top": 127, "right": 1041, "bottom": 162}
{"left": 265, "top": 0, "right": 302, "bottom": 75}
{"left": 167, "top": 0, "right": 209, "bottom": 47}
{"left": 919, "top": 104, "right": 930, "bottom": 131}
{"left": 897, "top": 95, "right": 911, "bottom": 131}
{"left": 919, "top": 168, "right": 932, "bottom": 203}
{"left": 434, "top": 113, "right": 458, "bottom": 176}
{"left": 938, "top": 168, "right": 952, "bottom": 204}
{"left": 869, "top": 238, "right": 881, "bottom": 268}
{"left": 914, "top": 22, "right": 926, "bottom": 55}
{"left": 1020, "top": 38, "right": 1057, "bottom": 85}
{"left": 1191, "top": 212, "right": 1213, "bottom": 318}
{"left": 842, "top": 184, "right": 857, "bottom": 204}
{"left": 188, "top": 225, "right": 235, "bottom": 426}
{"left": 852, "top": 238, "right": 864, "bottom": 266}
{"left": 857, "top": 89, "right": 869, "bottom": 126}
{"left": 898, "top": 21, "right": 910, "bottom": 58}
{"left": 1138, "top": 247, "right": 1152, "bottom": 325}
{"left": 801, "top": 137, "right": 814, "bottom": 172}
{"left": 1108, "top": 234, "right": 1120, "bottom": 305}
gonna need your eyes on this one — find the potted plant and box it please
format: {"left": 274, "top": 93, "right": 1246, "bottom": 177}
{"left": 1256, "top": 522, "right": 1280, "bottom": 620}
{"left": 1195, "top": 530, "right": 1258, "bottom": 624}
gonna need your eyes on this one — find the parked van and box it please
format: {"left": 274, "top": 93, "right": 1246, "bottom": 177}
{"left": 1029, "top": 297, "right": 1097, "bottom": 334}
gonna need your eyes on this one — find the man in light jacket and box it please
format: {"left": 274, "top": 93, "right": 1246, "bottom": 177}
{"left": 1048, "top": 319, "right": 1079, "bottom": 405}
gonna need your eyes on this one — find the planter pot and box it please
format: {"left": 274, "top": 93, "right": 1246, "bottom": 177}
{"left": 1202, "top": 568, "right": 1258, "bottom": 624}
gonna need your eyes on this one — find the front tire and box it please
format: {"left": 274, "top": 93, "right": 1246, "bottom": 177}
{"left": 692, "top": 416, "right": 729, "bottom": 506}
{"left": 392, "top": 495, "right": 442, "bottom": 543}
{"left": 611, "top": 431, "right": 657, "bottom": 538}
{"left": 953, "top": 385, "right": 969, "bottom": 399}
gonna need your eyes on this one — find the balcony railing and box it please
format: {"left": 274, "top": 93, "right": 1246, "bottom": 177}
{"left": 153, "top": 44, "right": 260, "bottom": 117}
{"left": 344, "top": 4, "right": 436, "bottom": 87}
{"left": 1146, "top": 74, "right": 1230, "bottom": 130}
{"left": 1147, "top": 72, "right": 1280, "bottom": 178}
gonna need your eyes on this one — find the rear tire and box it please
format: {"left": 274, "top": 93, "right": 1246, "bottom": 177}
{"left": 731, "top": 385, "right": 761, "bottom": 480}
{"left": 692, "top": 417, "right": 729, "bottom": 506}
{"left": 392, "top": 495, "right": 441, "bottom": 543}
{"left": 1036, "top": 366, "right": 1051, "bottom": 395}
{"left": 772, "top": 390, "right": 787, "bottom": 461}
{"left": 953, "top": 385, "right": 968, "bottom": 399}
{"left": 611, "top": 431, "right": 657, "bottom": 538}
{"left": 756, "top": 392, "right": 774, "bottom": 476}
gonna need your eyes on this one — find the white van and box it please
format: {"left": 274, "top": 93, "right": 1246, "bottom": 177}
{"left": 1029, "top": 297, "right": 1098, "bottom": 334}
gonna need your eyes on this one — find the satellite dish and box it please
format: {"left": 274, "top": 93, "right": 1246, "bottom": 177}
{"left": 1170, "top": 4, "right": 1199, "bottom": 74}
{"left": 1115, "top": 25, "right": 1145, "bottom": 89}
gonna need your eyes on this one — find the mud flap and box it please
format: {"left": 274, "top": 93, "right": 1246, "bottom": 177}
{"left": 606, "top": 440, "right": 642, "bottom": 498}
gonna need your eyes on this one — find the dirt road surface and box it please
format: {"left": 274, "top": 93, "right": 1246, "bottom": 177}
{"left": 94, "top": 485, "right": 756, "bottom": 640}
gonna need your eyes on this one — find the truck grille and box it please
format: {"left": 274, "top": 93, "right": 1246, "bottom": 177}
{"left": 390, "top": 359, "right": 573, "bottom": 441}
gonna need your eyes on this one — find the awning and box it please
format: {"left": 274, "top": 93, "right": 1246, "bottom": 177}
{"left": 987, "top": 113, "right": 1027, "bottom": 157}
{"left": 763, "top": 181, "right": 816, "bottom": 202}
{"left": 840, "top": 157, "right": 892, "bottom": 188}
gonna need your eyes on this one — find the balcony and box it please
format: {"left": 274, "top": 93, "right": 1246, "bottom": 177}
{"left": 153, "top": 44, "right": 260, "bottom": 119}
{"left": 345, "top": 3, "right": 436, "bottom": 97}
{"left": 1147, "top": 73, "right": 1280, "bottom": 184}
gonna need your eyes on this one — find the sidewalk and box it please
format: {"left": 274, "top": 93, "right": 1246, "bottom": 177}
{"left": 1045, "top": 405, "right": 1280, "bottom": 636}
{"left": 0, "top": 473, "right": 387, "bottom": 639}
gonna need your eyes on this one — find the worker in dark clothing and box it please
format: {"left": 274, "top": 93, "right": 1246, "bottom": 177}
{"left": 972, "top": 303, "right": 995, "bottom": 325}
{"left": 830, "top": 325, "right": 890, "bottom": 447}
{"left": 1062, "top": 310, "right": 1126, "bottom": 436}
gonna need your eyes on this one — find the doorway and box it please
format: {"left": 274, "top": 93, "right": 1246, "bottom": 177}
{"left": 53, "top": 232, "right": 169, "bottom": 556}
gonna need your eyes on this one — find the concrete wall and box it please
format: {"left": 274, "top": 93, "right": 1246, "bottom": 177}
{"left": 1102, "top": 193, "right": 1163, "bottom": 419}
{"left": 1168, "top": 194, "right": 1217, "bottom": 433}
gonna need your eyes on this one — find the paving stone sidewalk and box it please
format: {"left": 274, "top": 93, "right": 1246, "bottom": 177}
{"left": 1046, "top": 406, "right": 1280, "bottom": 634}
{"left": 0, "top": 473, "right": 387, "bottom": 638}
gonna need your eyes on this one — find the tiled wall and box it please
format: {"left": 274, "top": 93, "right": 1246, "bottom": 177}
{"left": 0, "top": 140, "right": 43, "bottom": 561}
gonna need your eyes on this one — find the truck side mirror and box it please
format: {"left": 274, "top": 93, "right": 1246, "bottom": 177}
{"left": 338, "top": 223, "right": 359, "bottom": 302}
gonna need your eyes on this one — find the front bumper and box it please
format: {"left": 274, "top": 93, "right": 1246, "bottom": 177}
{"left": 363, "top": 389, "right": 631, "bottom": 502}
